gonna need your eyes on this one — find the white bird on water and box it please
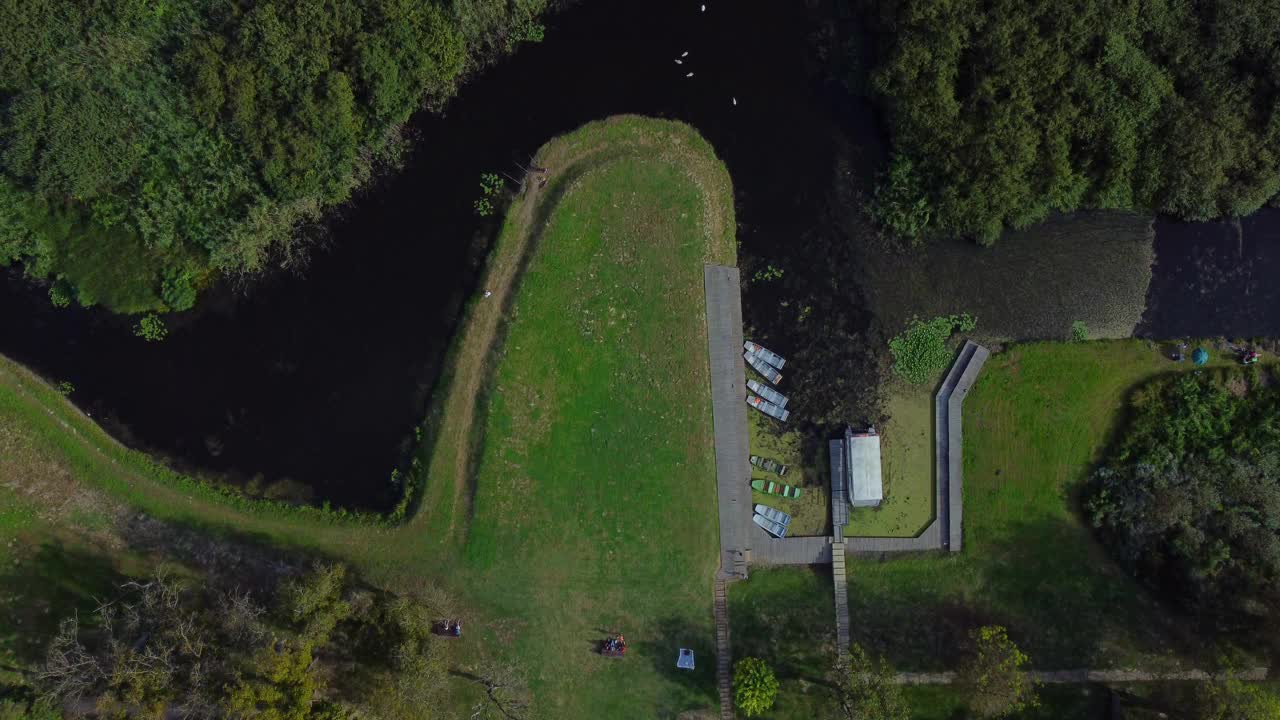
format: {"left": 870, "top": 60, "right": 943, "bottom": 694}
{"left": 732, "top": 97, "right": 738, "bottom": 106}
{"left": 686, "top": 72, "right": 695, "bottom": 78}
{"left": 682, "top": 51, "right": 689, "bottom": 57}
{"left": 675, "top": 59, "right": 683, "bottom": 64}
{"left": 701, "top": 4, "right": 706, "bottom": 11}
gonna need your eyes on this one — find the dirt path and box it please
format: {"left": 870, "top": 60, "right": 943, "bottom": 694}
{"left": 893, "top": 667, "right": 1269, "bottom": 685}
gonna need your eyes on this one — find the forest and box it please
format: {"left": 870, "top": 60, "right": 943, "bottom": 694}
{"left": 866, "top": 0, "right": 1280, "bottom": 243}
{"left": 3, "top": 563, "right": 511, "bottom": 719}
{"left": 0, "top": 0, "right": 546, "bottom": 313}
{"left": 1087, "top": 368, "right": 1280, "bottom": 630}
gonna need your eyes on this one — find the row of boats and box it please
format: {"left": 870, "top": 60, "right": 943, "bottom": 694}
{"left": 752, "top": 503, "right": 792, "bottom": 538}
{"left": 743, "top": 341, "right": 789, "bottom": 421}
{"left": 744, "top": 341, "right": 798, "bottom": 538}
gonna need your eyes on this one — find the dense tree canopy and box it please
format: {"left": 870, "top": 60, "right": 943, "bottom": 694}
{"left": 866, "top": 0, "right": 1280, "bottom": 243}
{"left": 0, "top": 0, "right": 545, "bottom": 313}
{"left": 38, "top": 563, "right": 457, "bottom": 718}
{"left": 1088, "top": 368, "right": 1280, "bottom": 627}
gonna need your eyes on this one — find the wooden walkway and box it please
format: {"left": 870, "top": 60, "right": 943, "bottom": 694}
{"left": 704, "top": 265, "right": 751, "bottom": 720}
{"left": 714, "top": 579, "right": 733, "bottom": 719}
{"left": 704, "top": 265, "right": 752, "bottom": 577}
{"left": 751, "top": 532, "right": 832, "bottom": 564}
{"left": 936, "top": 340, "right": 989, "bottom": 551}
{"left": 831, "top": 540, "right": 849, "bottom": 663}
{"left": 894, "top": 667, "right": 1269, "bottom": 685}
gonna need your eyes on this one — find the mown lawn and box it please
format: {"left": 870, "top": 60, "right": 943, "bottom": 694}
{"left": 731, "top": 341, "right": 1265, "bottom": 717}
{"left": 450, "top": 137, "right": 733, "bottom": 718}
{"left": 846, "top": 341, "right": 1236, "bottom": 671}
{"left": 0, "top": 116, "right": 737, "bottom": 719}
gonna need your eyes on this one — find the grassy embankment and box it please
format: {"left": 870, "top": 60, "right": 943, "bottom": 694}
{"left": 730, "top": 340, "right": 1270, "bottom": 718}
{"left": 0, "top": 116, "right": 736, "bottom": 718}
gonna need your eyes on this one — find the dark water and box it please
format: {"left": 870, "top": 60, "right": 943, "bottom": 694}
{"left": 0, "top": 0, "right": 857, "bottom": 509}
{"left": 4, "top": 0, "right": 1277, "bottom": 509}
{"left": 1137, "top": 208, "right": 1280, "bottom": 338}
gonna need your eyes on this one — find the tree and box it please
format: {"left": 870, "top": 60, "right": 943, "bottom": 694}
{"left": 1194, "top": 677, "right": 1280, "bottom": 720}
{"left": 732, "top": 657, "right": 779, "bottom": 718}
{"left": 957, "top": 626, "right": 1038, "bottom": 718}
{"left": 37, "top": 563, "right": 448, "bottom": 717}
{"left": 834, "top": 644, "right": 909, "bottom": 720}
{"left": 1087, "top": 369, "right": 1280, "bottom": 626}
{"left": 0, "top": 0, "right": 534, "bottom": 314}
{"left": 467, "top": 661, "right": 532, "bottom": 720}
{"left": 865, "top": 0, "right": 1280, "bottom": 243}
{"left": 278, "top": 562, "right": 352, "bottom": 644}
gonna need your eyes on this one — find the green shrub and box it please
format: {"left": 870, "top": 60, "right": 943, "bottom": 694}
{"left": 161, "top": 268, "right": 197, "bottom": 312}
{"left": 1070, "top": 320, "right": 1088, "bottom": 342}
{"left": 48, "top": 282, "right": 71, "bottom": 308}
{"left": 889, "top": 314, "right": 976, "bottom": 384}
{"left": 733, "top": 657, "right": 778, "bottom": 717}
{"left": 869, "top": 154, "right": 934, "bottom": 244}
{"left": 133, "top": 314, "right": 168, "bottom": 342}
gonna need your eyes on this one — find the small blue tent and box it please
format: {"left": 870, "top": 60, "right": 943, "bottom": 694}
{"left": 1192, "top": 347, "right": 1209, "bottom": 366}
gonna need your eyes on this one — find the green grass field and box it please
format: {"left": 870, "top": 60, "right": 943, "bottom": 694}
{"left": 845, "top": 341, "right": 1248, "bottom": 671}
{"left": 446, "top": 120, "right": 735, "bottom": 718}
{"left": 730, "top": 341, "right": 1269, "bottom": 716}
{"left": 0, "top": 116, "right": 736, "bottom": 718}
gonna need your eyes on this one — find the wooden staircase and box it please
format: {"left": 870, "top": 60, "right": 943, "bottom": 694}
{"left": 832, "top": 541, "right": 850, "bottom": 664}
{"left": 714, "top": 578, "right": 734, "bottom": 720}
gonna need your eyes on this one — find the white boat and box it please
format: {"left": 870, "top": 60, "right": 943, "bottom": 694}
{"left": 744, "top": 341, "right": 786, "bottom": 369}
{"left": 747, "top": 379, "right": 788, "bottom": 408}
{"left": 752, "top": 512, "right": 788, "bottom": 538}
{"left": 743, "top": 352, "right": 782, "bottom": 384}
{"left": 754, "top": 503, "right": 792, "bottom": 526}
{"left": 746, "top": 393, "right": 790, "bottom": 422}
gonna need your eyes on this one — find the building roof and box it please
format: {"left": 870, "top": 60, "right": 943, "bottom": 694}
{"left": 845, "top": 427, "right": 884, "bottom": 507}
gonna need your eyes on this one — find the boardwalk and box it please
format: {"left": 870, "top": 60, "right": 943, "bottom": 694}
{"left": 704, "top": 265, "right": 751, "bottom": 720}
{"left": 752, "top": 533, "right": 832, "bottom": 564}
{"left": 714, "top": 580, "right": 733, "bottom": 719}
{"left": 935, "top": 340, "right": 989, "bottom": 552}
{"left": 894, "top": 667, "right": 1269, "bottom": 685}
{"left": 704, "top": 265, "right": 751, "bottom": 576}
{"left": 831, "top": 541, "right": 849, "bottom": 663}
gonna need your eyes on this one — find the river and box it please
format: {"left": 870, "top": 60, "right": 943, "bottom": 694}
{"left": 1, "top": 0, "right": 1278, "bottom": 510}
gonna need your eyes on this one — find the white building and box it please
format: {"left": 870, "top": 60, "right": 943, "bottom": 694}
{"left": 830, "top": 426, "right": 884, "bottom": 523}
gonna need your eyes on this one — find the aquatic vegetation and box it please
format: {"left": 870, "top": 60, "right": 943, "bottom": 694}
{"left": 889, "top": 314, "right": 976, "bottom": 384}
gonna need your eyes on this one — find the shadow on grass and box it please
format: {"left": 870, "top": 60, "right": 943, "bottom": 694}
{"left": 632, "top": 614, "right": 717, "bottom": 719}
{"left": 0, "top": 541, "right": 127, "bottom": 666}
{"left": 728, "top": 567, "right": 835, "bottom": 683}
{"left": 116, "top": 513, "right": 321, "bottom": 595}
{"left": 847, "top": 513, "right": 1212, "bottom": 671}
